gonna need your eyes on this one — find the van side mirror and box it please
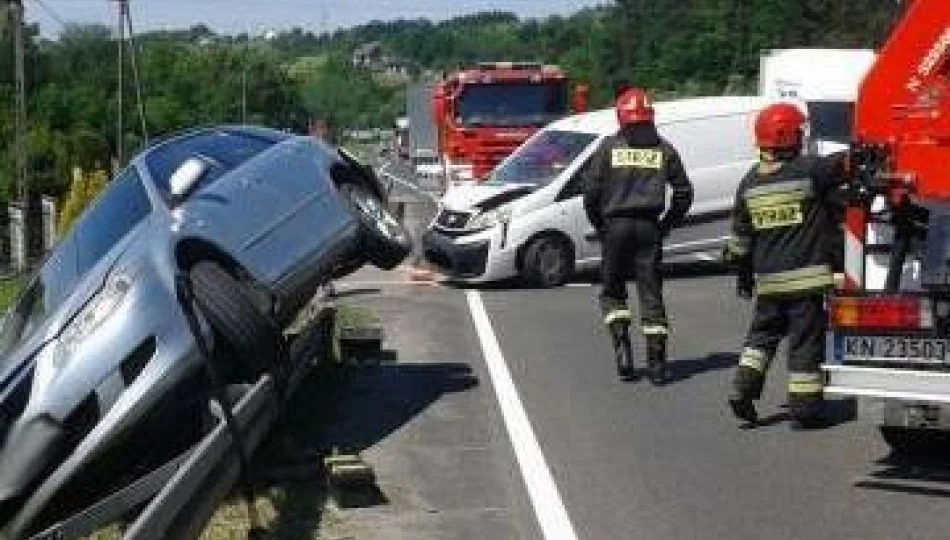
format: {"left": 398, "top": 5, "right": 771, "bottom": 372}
{"left": 169, "top": 157, "right": 210, "bottom": 203}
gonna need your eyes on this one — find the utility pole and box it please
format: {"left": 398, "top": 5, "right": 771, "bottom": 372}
{"left": 241, "top": 66, "right": 247, "bottom": 123}
{"left": 10, "top": 0, "right": 27, "bottom": 204}
{"left": 116, "top": 0, "right": 126, "bottom": 167}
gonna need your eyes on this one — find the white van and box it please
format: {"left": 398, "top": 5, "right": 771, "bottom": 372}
{"left": 759, "top": 48, "right": 875, "bottom": 155}
{"left": 422, "top": 96, "right": 770, "bottom": 286}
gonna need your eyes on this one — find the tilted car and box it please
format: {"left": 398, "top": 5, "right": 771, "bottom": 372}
{"left": 0, "top": 126, "right": 410, "bottom": 535}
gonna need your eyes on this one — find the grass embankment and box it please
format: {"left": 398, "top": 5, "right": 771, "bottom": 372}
{"left": 200, "top": 303, "right": 379, "bottom": 540}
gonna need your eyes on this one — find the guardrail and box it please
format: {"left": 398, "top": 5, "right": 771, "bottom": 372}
{"left": 23, "top": 305, "right": 337, "bottom": 540}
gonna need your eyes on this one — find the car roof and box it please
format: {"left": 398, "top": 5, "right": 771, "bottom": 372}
{"left": 545, "top": 95, "right": 772, "bottom": 136}
{"left": 138, "top": 125, "right": 294, "bottom": 159}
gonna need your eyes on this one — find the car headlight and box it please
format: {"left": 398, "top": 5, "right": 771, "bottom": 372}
{"left": 467, "top": 206, "right": 512, "bottom": 232}
{"left": 54, "top": 271, "right": 135, "bottom": 371}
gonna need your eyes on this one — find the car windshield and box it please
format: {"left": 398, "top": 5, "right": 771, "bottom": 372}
{"left": 487, "top": 129, "right": 596, "bottom": 187}
{"left": 457, "top": 82, "right": 569, "bottom": 127}
{"left": 145, "top": 130, "right": 281, "bottom": 203}
{"left": 808, "top": 101, "right": 854, "bottom": 145}
{"left": 0, "top": 168, "right": 151, "bottom": 363}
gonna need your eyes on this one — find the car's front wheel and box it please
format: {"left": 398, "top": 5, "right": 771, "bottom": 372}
{"left": 521, "top": 236, "right": 574, "bottom": 288}
{"left": 340, "top": 183, "right": 412, "bottom": 270}
{"left": 189, "top": 262, "right": 283, "bottom": 381}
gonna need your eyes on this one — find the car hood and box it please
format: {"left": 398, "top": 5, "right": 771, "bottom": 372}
{"left": 441, "top": 182, "right": 536, "bottom": 212}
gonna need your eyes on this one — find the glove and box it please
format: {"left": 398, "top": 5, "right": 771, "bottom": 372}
{"left": 736, "top": 271, "right": 754, "bottom": 299}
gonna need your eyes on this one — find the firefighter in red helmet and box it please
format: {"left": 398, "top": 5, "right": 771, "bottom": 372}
{"left": 583, "top": 88, "right": 693, "bottom": 384}
{"left": 722, "top": 102, "right": 847, "bottom": 429}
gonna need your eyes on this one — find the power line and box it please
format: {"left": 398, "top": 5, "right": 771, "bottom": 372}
{"left": 29, "top": 0, "right": 67, "bottom": 29}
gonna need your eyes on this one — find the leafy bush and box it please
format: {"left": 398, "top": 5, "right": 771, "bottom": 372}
{"left": 58, "top": 167, "right": 108, "bottom": 235}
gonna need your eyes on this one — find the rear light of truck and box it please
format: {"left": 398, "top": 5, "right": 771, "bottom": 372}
{"left": 830, "top": 295, "right": 933, "bottom": 330}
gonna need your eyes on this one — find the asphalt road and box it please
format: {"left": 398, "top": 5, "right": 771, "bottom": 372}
{"left": 321, "top": 166, "right": 950, "bottom": 539}
{"left": 328, "top": 265, "right": 950, "bottom": 540}
{"left": 478, "top": 277, "right": 950, "bottom": 540}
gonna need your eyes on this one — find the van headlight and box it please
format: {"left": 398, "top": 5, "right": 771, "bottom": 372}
{"left": 467, "top": 206, "right": 512, "bottom": 232}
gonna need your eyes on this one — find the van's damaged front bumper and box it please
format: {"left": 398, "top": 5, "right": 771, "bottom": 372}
{"left": 422, "top": 226, "right": 518, "bottom": 283}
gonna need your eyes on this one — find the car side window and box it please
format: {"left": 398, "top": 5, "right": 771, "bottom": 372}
{"left": 75, "top": 167, "right": 151, "bottom": 274}
{"left": 146, "top": 131, "right": 276, "bottom": 201}
{"left": 557, "top": 154, "right": 596, "bottom": 201}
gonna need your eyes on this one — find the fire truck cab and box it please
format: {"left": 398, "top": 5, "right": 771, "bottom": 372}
{"left": 432, "top": 62, "right": 583, "bottom": 184}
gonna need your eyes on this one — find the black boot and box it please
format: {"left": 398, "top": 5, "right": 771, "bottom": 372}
{"left": 646, "top": 335, "right": 670, "bottom": 386}
{"left": 789, "top": 398, "right": 829, "bottom": 430}
{"left": 728, "top": 393, "right": 759, "bottom": 424}
{"left": 609, "top": 323, "right": 638, "bottom": 381}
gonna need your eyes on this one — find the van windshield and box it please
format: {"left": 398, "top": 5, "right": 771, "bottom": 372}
{"left": 487, "top": 130, "right": 597, "bottom": 187}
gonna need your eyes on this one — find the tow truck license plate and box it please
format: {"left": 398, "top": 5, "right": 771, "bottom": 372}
{"left": 836, "top": 335, "right": 950, "bottom": 365}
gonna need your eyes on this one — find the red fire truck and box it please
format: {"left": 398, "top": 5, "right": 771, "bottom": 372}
{"left": 823, "top": 0, "right": 950, "bottom": 453}
{"left": 432, "top": 62, "right": 587, "bottom": 183}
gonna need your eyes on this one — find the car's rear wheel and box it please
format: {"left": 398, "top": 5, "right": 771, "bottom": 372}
{"left": 521, "top": 236, "right": 574, "bottom": 288}
{"left": 189, "top": 262, "right": 283, "bottom": 381}
{"left": 340, "top": 183, "right": 412, "bottom": 270}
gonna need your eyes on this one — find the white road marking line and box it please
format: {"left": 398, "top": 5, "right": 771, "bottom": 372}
{"left": 466, "top": 291, "right": 579, "bottom": 540}
{"left": 565, "top": 282, "right": 594, "bottom": 288}
{"left": 695, "top": 253, "right": 719, "bottom": 262}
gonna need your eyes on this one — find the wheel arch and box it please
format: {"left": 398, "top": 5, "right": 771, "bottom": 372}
{"left": 175, "top": 238, "right": 248, "bottom": 278}
{"left": 515, "top": 229, "right": 576, "bottom": 273}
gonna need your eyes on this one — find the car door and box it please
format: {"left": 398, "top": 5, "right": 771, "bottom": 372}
{"left": 147, "top": 131, "right": 297, "bottom": 284}
{"left": 556, "top": 152, "right": 601, "bottom": 263}
{"left": 658, "top": 112, "right": 758, "bottom": 254}
{"left": 235, "top": 139, "right": 352, "bottom": 287}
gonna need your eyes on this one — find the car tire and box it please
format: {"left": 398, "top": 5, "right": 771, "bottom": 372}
{"left": 878, "top": 426, "right": 950, "bottom": 456}
{"left": 339, "top": 183, "right": 413, "bottom": 270}
{"left": 190, "top": 262, "right": 283, "bottom": 381}
{"left": 521, "top": 236, "right": 574, "bottom": 288}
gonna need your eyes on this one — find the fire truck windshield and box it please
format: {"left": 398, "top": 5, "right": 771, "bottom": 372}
{"left": 457, "top": 82, "right": 569, "bottom": 127}
{"left": 488, "top": 129, "right": 596, "bottom": 186}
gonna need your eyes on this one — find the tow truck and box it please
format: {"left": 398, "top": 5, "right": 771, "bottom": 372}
{"left": 822, "top": 0, "right": 950, "bottom": 453}
{"left": 431, "top": 62, "right": 587, "bottom": 184}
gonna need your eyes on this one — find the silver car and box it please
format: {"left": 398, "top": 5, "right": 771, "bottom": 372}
{"left": 0, "top": 126, "right": 409, "bottom": 532}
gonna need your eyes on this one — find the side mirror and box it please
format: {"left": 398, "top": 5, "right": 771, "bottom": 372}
{"left": 169, "top": 157, "right": 210, "bottom": 202}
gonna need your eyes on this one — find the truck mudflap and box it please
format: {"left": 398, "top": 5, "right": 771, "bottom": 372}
{"left": 824, "top": 364, "right": 950, "bottom": 404}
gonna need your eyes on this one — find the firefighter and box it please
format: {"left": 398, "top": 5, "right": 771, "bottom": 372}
{"left": 584, "top": 87, "right": 694, "bottom": 384}
{"left": 722, "top": 102, "right": 846, "bottom": 429}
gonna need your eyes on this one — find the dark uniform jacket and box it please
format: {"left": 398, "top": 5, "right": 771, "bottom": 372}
{"left": 724, "top": 154, "right": 846, "bottom": 297}
{"left": 583, "top": 125, "right": 694, "bottom": 232}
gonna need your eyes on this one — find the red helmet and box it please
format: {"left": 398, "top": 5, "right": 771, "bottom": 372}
{"left": 755, "top": 103, "right": 806, "bottom": 149}
{"left": 616, "top": 87, "right": 654, "bottom": 126}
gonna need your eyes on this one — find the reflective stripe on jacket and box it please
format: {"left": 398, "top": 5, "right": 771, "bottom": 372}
{"left": 729, "top": 154, "right": 845, "bottom": 297}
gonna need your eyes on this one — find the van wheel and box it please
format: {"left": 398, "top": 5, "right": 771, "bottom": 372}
{"left": 521, "top": 236, "right": 574, "bottom": 288}
{"left": 189, "top": 262, "right": 283, "bottom": 382}
{"left": 879, "top": 426, "right": 950, "bottom": 456}
{"left": 340, "top": 183, "right": 413, "bottom": 270}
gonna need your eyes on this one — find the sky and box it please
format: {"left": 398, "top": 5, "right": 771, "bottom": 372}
{"left": 27, "top": 0, "right": 609, "bottom": 37}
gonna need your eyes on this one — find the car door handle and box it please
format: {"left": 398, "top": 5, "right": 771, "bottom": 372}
{"left": 239, "top": 177, "right": 262, "bottom": 189}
